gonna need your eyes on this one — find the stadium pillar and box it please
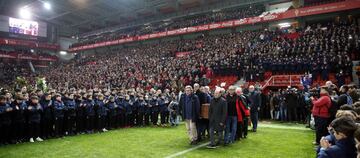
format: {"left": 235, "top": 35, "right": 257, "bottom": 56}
{"left": 28, "top": 61, "right": 35, "bottom": 73}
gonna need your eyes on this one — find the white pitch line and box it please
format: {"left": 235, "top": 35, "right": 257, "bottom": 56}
{"left": 260, "top": 124, "right": 311, "bottom": 131}
{"left": 164, "top": 142, "right": 210, "bottom": 158}
{"left": 164, "top": 123, "right": 310, "bottom": 158}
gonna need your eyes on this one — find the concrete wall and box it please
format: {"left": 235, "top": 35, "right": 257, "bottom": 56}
{"left": 57, "top": 37, "right": 78, "bottom": 61}
{"left": 269, "top": 1, "right": 293, "bottom": 10}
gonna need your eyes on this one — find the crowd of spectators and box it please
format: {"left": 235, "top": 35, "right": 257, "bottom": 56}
{"left": 1, "top": 21, "right": 359, "bottom": 92}
{"left": 0, "top": 62, "right": 32, "bottom": 89}
{"left": 303, "top": 0, "right": 345, "bottom": 7}
{"left": 70, "top": 4, "right": 265, "bottom": 48}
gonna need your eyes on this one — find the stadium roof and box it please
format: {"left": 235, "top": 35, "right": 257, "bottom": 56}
{"left": 0, "top": 0, "right": 277, "bottom": 37}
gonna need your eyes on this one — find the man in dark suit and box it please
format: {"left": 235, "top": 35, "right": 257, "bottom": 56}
{"left": 207, "top": 88, "right": 227, "bottom": 149}
{"left": 194, "top": 83, "right": 207, "bottom": 142}
{"left": 179, "top": 85, "right": 200, "bottom": 145}
{"left": 248, "top": 85, "right": 261, "bottom": 132}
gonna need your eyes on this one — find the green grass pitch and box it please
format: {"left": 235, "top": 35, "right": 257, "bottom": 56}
{"left": 0, "top": 122, "right": 315, "bottom": 158}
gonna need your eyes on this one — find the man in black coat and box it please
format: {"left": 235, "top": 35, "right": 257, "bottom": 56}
{"left": 194, "top": 83, "right": 208, "bottom": 142}
{"left": 248, "top": 85, "right": 261, "bottom": 132}
{"left": 286, "top": 88, "right": 299, "bottom": 122}
{"left": 207, "top": 89, "right": 227, "bottom": 149}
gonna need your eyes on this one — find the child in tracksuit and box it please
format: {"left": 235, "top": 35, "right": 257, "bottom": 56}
{"left": 84, "top": 95, "right": 95, "bottom": 133}
{"left": 158, "top": 95, "right": 168, "bottom": 126}
{"left": 54, "top": 94, "right": 66, "bottom": 137}
{"left": 11, "top": 95, "right": 27, "bottom": 143}
{"left": 40, "top": 93, "right": 54, "bottom": 139}
{"left": 106, "top": 96, "right": 117, "bottom": 129}
{"left": 75, "top": 95, "right": 86, "bottom": 134}
{"left": 27, "top": 96, "right": 43, "bottom": 142}
{"left": 123, "top": 95, "right": 132, "bottom": 127}
{"left": 0, "top": 95, "right": 13, "bottom": 144}
{"left": 134, "top": 95, "right": 146, "bottom": 126}
{"left": 168, "top": 96, "right": 179, "bottom": 126}
{"left": 150, "top": 95, "right": 159, "bottom": 126}
{"left": 144, "top": 95, "right": 151, "bottom": 126}
{"left": 64, "top": 94, "right": 76, "bottom": 135}
{"left": 95, "top": 94, "right": 108, "bottom": 132}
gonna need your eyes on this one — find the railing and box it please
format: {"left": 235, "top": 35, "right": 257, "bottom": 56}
{"left": 261, "top": 74, "right": 303, "bottom": 89}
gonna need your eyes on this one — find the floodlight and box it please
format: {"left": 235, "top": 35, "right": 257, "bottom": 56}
{"left": 44, "top": 2, "right": 51, "bottom": 10}
{"left": 19, "top": 8, "right": 31, "bottom": 19}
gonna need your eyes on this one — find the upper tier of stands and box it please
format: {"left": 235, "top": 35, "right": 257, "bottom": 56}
{"left": 13, "top": 21, "right": 356, "bottom": 91}
{"left": 70, "top": 4, "right": 265, "bottom": 49}
{"left": 70, "top": 0, "right": 348, "bottom": 49}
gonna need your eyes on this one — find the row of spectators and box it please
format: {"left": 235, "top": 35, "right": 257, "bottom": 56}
{"left": 71, "top": 0, "right": 351, "bottom": 49}
{"left": 70, "top": 4, "right": 265, "bottom": 48}
{"left": 0, "top": 85, "right": 185, "bottom": 144}
{"left": 303, "top": 0, "right": 345, "bottom": 7}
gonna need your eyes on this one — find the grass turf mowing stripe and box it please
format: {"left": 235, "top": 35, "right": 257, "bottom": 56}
{"left": 164, "top": 123, "right": 313, "bottom": 158}
{"left": 0, "top": 122, "right": 315, "bottom": 158}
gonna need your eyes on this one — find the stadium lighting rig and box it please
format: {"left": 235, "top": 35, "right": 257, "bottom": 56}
{"left": 60, "top": 51, "right": 67, "bottom": 55}
{"left": 278, "top": 22, "right": 291, "bottom": 28}
{"left": 19, "top": 1, "right": 51, "bottom": 19}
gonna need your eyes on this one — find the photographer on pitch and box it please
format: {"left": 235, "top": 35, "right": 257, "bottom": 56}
{"left": 311, "top": 86, "right": 332, "bottom": 145}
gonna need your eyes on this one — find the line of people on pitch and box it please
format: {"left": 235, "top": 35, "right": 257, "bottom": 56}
{"left": 0, "top": 90, "right": 181, "bottom": 145}
{"left": 179, "top": 84, "right": 262, "bottom": 149}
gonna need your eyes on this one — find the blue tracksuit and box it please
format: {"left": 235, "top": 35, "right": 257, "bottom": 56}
{"left": 106, "top": 102, "right": 118, "bottom": 117}
{"left": 136, "top": 100, "right": 146, "bottom": 114}
{"left": 150, "top": 98, "right": 159, "bottom": 113}
{"left": 65, "top": 99, "right": 76, "bottom": 117}
{"left": 11, "top": 101, "right": 27, "bottom": 122}
{"left": 123, "top": 100, "right": 132, "bottom": 114}
{"left": 27, "top": 103, "right": 43, "bottom": 123}
{"left": 158, "top": 98, "right": 168, "bottom": 113}
{"left": 0, "top": 103, "right": 12, "bottom": 125}
{"left": 54, "top": 100, "right": 65, "bottom": 118}
{"left": 84, "top": 99, "right": 95, "bottom": 116}
{"left": 95, "top": 100, "right": 108, "bottom": 117}
{"left": 40, "top": 99, "right": 53, "bottom": 119}
{"left": 144, "top": 100, "right": 151, "bottom": 115}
